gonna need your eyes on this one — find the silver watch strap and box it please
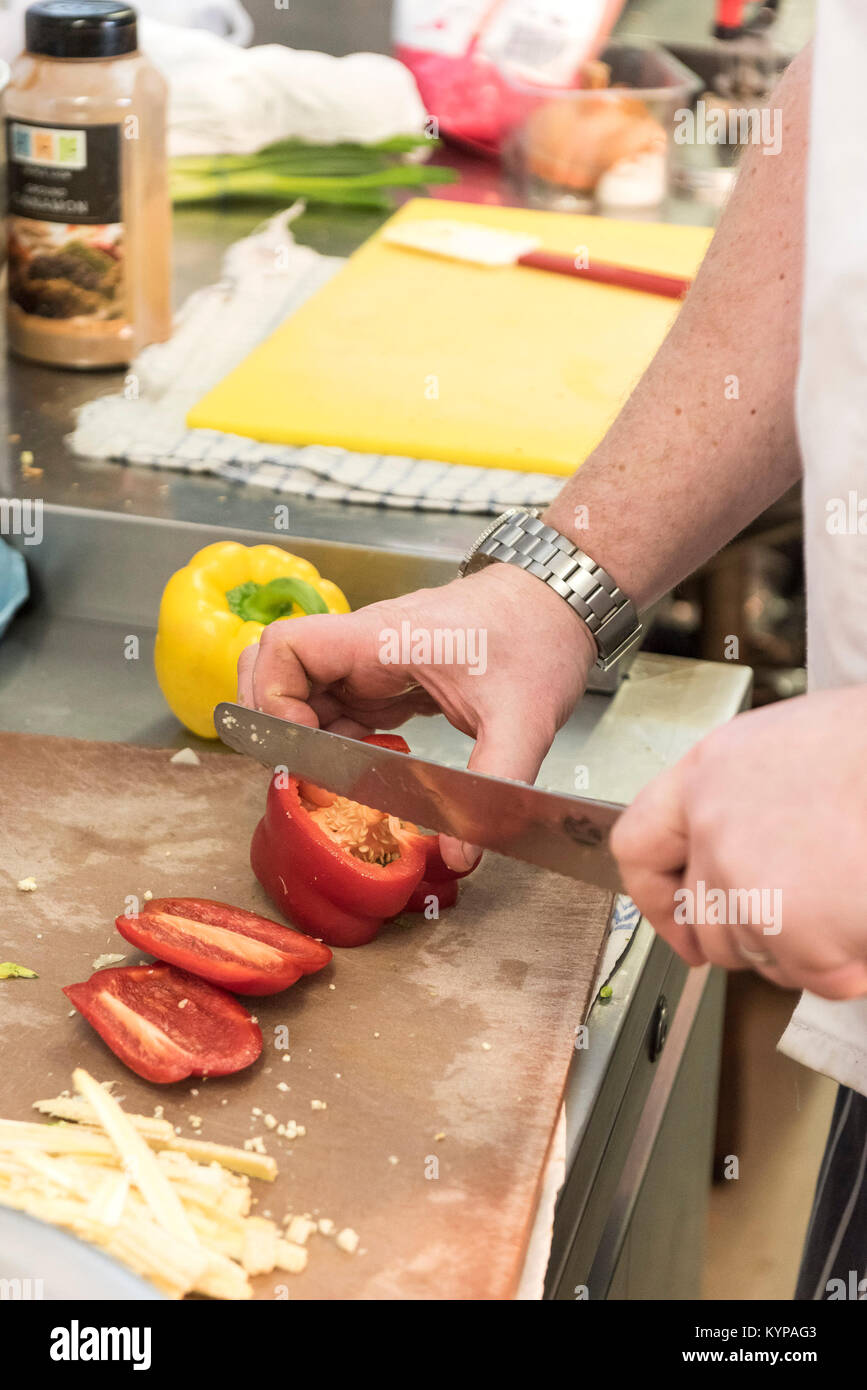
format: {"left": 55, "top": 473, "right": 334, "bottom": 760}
{"left": 460, "top": 508, "right": 642, "bottom": 672}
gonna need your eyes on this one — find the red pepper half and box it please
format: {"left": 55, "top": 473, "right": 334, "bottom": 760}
{"left": 251, "top": 734, "right": 426, "bottom": 948}
{"left": 63, "top": 963, "right": 262, "bottom": 1084}
{"left": 114, "top": 897, "right": 331, "bottom": 996}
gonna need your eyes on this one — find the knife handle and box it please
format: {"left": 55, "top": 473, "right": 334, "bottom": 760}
{"left": 517, "top": 250, "right": 691, "bottom": 300}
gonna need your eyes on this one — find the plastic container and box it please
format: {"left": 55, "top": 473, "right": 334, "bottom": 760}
{"left": 3, "top": 1, "right": 171, "bottom": 368}
{"left": 503, "top": 42, "right": 700, "bottom": 214}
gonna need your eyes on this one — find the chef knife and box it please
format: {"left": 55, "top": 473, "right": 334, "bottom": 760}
{"left": 216, "top": 702, "right": 623, "bottom": 892}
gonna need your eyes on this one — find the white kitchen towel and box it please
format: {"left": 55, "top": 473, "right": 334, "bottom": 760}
{"left": 70, "top": 208, "right": 563, "bottom": 516}
{"left": 140, "top": 20, "right": 430, "bottom": 157}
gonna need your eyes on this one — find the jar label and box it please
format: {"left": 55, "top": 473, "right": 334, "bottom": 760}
{"left": 5, "top": 119, "right": 125, "bottom": 325}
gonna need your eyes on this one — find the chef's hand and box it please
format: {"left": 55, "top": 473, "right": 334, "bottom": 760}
{"left": 238, "top": 564, "right": 597, "bottom": 870}
{"left": 611, "top": 687, "right": 867, "bottom": 1001}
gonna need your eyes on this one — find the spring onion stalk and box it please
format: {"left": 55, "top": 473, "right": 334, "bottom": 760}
{"left": 170, "top": 136, "right": 457, "bottom": 208}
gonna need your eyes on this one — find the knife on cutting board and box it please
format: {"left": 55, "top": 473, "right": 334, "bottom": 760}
{"left": 216, "top": 702, "right": 624, "bottom": 892}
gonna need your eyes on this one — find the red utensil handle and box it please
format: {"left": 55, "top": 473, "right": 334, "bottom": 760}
{"left": 517, "top": 249, "right": 691, "bottom": 300}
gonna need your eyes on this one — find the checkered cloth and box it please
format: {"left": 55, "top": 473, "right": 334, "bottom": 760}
{"left": 70, "top": 208, "right": 563, "bottom": 515}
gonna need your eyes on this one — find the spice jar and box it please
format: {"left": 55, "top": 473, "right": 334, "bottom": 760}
{"left": 4, "top": 1, "right": 171, "bottom": 368}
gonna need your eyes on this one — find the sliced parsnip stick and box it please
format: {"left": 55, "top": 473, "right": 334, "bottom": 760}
{"left": 104, "top": 1219, "right": 211, "bottom": 1298}
{"left": 2, "top": 1115, "right": 276, "bottom": 1181}
{"left": 241, "top": 1216, "right": 278, "bottom": 1276}
{"left": 155, "top": 1149, "right": 251, "bottom": 1204}
{"left": 0, "top": 1120, "right": 118, "bottom": 1156}
{"left": 152, "top": 1134, "right": 277, "bottom": 1181}
{"left": 33, "top": 1095, "right": 175, "bottom": 1140}
{"left": 72, "top": 1068, "right": 198, "bottom": 1248}
{"left": 175, "top": 1181, "right": 250, "bottom": 1223}
{"left": 18, "top": 1149, "right": 93, "bottom": 1195}
{"left": 87, "top": 1170, "right": 130, "bottom": 1227}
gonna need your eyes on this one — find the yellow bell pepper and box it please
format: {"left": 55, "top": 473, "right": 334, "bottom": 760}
{"left": 154, "top": 541, "right": 350, "bottom": 739}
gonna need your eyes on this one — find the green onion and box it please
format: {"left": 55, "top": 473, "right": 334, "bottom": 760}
{"left": 171, "top": 136, "right": 457, "bottom": 208}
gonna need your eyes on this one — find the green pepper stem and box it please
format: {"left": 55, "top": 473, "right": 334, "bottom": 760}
{"left": 226, "top": 577, "right": 330, "bottom": 624}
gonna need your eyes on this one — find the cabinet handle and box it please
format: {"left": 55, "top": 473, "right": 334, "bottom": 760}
{"left": 649, "top": 995, "right": 669, "bottom": 1062}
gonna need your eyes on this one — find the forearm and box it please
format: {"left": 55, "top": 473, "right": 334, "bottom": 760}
{"left": 543, "top": 46, "right": 810, "bottom": 610}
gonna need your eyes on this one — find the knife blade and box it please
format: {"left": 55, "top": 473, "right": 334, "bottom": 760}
{"left": 216, "top": 702, "right": 623, "bottom": 892}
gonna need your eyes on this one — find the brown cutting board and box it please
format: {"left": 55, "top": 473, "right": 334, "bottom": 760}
{"left": 0, "top": 733, "right": 611, "bottom": 1300}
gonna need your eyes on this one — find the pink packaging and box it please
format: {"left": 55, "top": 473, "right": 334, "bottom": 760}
{"left": 392, "top": 0, "right": 626, "bottom": 154}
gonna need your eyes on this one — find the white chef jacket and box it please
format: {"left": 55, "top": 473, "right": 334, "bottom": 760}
{"left": 777, "top": 0, "right": 867, "bottom": 1096}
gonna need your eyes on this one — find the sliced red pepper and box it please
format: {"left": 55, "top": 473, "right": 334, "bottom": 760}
{"left": 252, "top": 733, "right": 426, "bottom": 948}
{"left": 63, "top": 963, "right": 262, "bottom": 1085}
{"left": 114, "top": 897, "right": 331, "bottom": 996}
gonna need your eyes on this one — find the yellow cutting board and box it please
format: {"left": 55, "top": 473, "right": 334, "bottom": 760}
{"left": 188, "top": 198, "right": 711, "bottom": 477}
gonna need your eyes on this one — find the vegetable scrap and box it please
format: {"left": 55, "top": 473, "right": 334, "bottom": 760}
{"left": 169, "top": 748, "right": 201, "bottom": 767}
{"left": 92, "top": 953, "right": 126, "bottom": 971}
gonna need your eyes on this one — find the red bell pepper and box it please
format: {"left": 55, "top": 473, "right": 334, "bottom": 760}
{"left": 63, "top": 962, "right": 262, "bottom": 1084}
{"left": 114, "top": 897, "right": 331, "bottom": 995}
{"left": 251, "top": 733, "right": 426, "bottom": 948}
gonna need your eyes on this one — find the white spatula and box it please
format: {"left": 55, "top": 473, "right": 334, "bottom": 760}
{"left": 383, "top": 219, "right": 691, "bottom": 299}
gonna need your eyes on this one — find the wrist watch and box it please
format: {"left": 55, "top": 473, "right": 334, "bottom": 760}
{"left": 459, "top": 508, "right": 643, "bottom": 673}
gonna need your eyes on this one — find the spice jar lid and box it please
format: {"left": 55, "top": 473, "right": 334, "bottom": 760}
{"left": 25, "top": 1, "right": 138, "bottom": 58}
